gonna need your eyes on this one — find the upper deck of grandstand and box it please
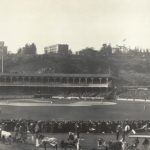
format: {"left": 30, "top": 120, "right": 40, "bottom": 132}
{"left": 0, "top": 73, "right": 113, "bottom": 88}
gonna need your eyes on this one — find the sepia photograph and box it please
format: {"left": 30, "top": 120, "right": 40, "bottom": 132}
{"left": 0, "top": 0, "right": 150, "bottom": 149}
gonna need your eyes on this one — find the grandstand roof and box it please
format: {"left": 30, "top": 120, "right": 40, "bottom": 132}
{"left": 0, "top": 73, "right": 112, "bottom": 78}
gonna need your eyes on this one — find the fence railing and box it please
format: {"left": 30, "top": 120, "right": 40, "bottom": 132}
{"left": 0, "top": 82, "right": 110, "bottom": 88}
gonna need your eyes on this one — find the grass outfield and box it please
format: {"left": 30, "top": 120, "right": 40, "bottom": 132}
{"left": 0, "top": 100, "right": 148, "bottom": 120}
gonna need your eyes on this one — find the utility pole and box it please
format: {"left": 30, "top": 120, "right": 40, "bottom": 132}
{"left": 1, "top": 51, "right": 3, "bottom": 73}
{"left": 0, "top": 41, "right": 4, "bottom": 74}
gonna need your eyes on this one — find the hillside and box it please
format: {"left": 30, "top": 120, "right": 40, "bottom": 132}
{"left": 3, "top": 54, "right": 111, "bottom": 74}
{"left": 2, "top": 51, "right": 150, "bottom": 86}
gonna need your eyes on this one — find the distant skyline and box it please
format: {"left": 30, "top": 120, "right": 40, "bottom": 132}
{"left": 0, "top": 0, "right": 150, "bottom": 53}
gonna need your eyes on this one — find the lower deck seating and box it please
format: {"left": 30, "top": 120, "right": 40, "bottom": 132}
{"left": 119, "top": 89, "right": 150, "bottom": 99}
{"left": 0, "top": 87, "right": 114, "bottom": 100}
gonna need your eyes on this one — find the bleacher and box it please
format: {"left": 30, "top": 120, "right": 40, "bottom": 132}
{"left": 119, "top": 88, "right": 150, "bottom": 100}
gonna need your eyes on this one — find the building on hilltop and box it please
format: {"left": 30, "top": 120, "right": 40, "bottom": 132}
{"left": 44, "top": 44, "right": 69, "bottom": 55}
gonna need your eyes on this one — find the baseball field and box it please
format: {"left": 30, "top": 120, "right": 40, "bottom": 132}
{"left": 0, "top": 99, "right": 149, "bottom": 150}
{"left": 0, "top": 99, "right": 148, "bottom": 120}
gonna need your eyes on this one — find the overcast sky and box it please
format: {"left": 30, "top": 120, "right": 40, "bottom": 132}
{"left": 0, "top": 0, "right": 150, "bottom": 53}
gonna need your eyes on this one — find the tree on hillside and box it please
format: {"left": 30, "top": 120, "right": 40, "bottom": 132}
{"left": 100, "top": 44, "right": 112, "bottom": 56}
{"left": 78, "top": 47, "right": 98, "bottom": 56}
{"left": 17, "top": 48, "right": 22, "bottom": 54}
{"left": 17, "top": 43, "right": 37, "bottom": 55}
{"left": 30, "top": 43, "right": 37, "bottom": 54}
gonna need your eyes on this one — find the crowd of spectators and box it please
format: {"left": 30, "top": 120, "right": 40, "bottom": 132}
{"left": 0, "top": 119, "right": 150, "bottom": 134}
{"left": 1, "top": 119, "right": 150, "bottom": 149}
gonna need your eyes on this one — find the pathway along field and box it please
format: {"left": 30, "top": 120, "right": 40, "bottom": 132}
{"left": 0, "top": 100, "right": 148, "bottom": 120}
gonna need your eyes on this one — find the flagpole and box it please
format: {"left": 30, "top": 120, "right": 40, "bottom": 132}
{"left": 0, "top": 42, "right": 4, "bottom": 74}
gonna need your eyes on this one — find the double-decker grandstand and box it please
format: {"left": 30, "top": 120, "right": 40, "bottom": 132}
{"left": 0, "top": 73, "right": 115, "bottom": 100}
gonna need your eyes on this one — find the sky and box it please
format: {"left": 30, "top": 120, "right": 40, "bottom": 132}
{"left": 0, "top": 0, "right": 150, "bottom": 53}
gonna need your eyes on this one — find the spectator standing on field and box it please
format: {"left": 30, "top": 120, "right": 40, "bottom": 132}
{"left": 122, "top": 123, "right": 130, "bottom": 141}
{"left": 116, "top": 124, "right": 121, "bottom": 140}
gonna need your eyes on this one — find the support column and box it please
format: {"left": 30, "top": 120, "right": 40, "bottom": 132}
{"left": 10, "top": 76, "right": 13, "bottom": 83}
{"left": 28, "top": 77, "right": 31, "bottom": 84}
{"left": 85, "top": 78, "right": 87, "bottom": 84}
{"left": 91, "top": 78, "right": 94, "bottom": 84}
{"left": 66, "top": 78, "right": 69, "bottom": 83}
{"left": 16, "top": 77, "right": 19, "bottom": 82}
{"left": 106, "top": 78, "right": 109, "bottom": 84}
{"left": 33, "top": 77, "right": 37, "bottom": 83}
{"left": 72, "top": 78, "right": 75, "bottom": 84}
{"left": 4, "top": 76, "right": 6, "bottom": 82}
{"left": 79, "top": 78, "right": 81, "bottom": 84}
{"left": 53, "top": 77, "right": 56, "bottom": 83}
{"left": 49, "top": 77, "right": 52, "bottom": 84}
{"left": 59, "top": 77, "right": 62, "bottom": 84}
{"left": 47, "top": 77, "right": 50, "bottom": 83}
{"left": 37, "top": 77, "right": 39, "bottom": 83}
{"left": 22, "top": 77, "right": 25, "bottom": 83}
{"left": 99, "top": 78, "right": 102, "bottom": 84}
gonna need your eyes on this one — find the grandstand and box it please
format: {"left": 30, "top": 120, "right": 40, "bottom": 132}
{"left": 0, "top": 73, "right": 115, "bottom": 100}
